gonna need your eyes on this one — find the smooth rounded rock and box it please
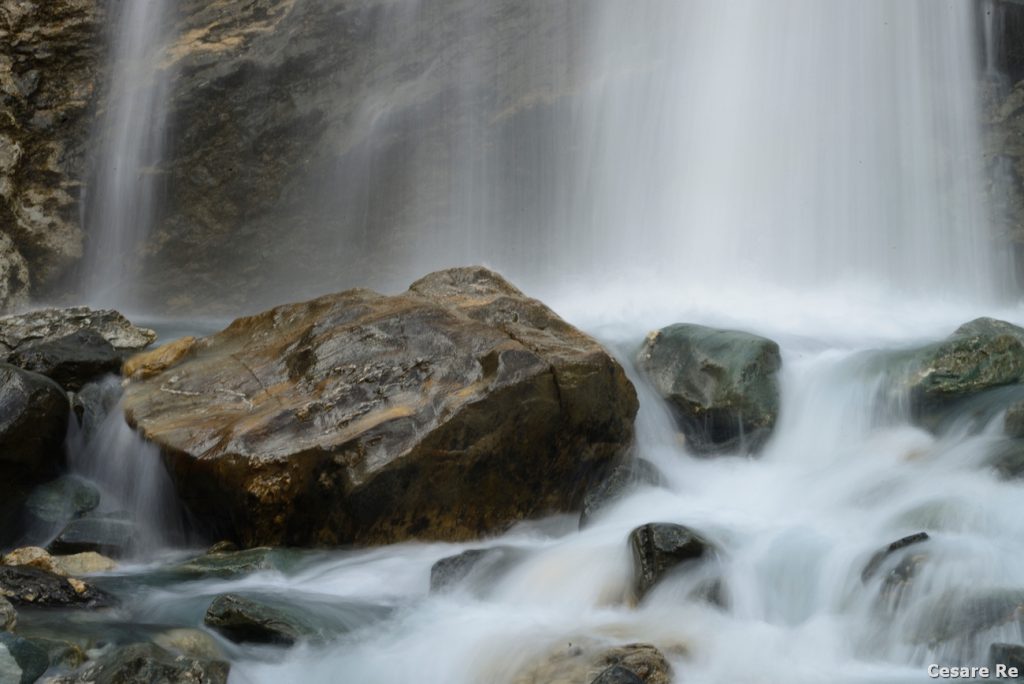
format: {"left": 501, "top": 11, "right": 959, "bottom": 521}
{"left": 48, "top": 517, "right": 137, "bottom": 558}
{"left": 24, "top": 476, "right": 100, "bottom": 524}
{"left": 636, "top": 323, "right": 781, "bottom": 454}
{"left": 203, "top": 593, "right": 317, "bottom": 645}
{"left": 0, "top": 633, "right": 48, "bottom": 684}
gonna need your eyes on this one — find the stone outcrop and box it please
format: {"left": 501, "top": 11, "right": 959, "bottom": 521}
{"left": 122, "top": 267, "right": 638, "bottom": 547}
{"left": 0, "top": 0, "right": 105, "bottom": 306}
{"left": 636, "top": 324, "right": 782, "bottom": 455}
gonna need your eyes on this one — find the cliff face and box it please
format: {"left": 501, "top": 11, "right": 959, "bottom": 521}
{"left": 0, "top": 0, "right": 105, "bottom": 309}
{"left": 123, "top": 0, "right": 591, "bottom": 313}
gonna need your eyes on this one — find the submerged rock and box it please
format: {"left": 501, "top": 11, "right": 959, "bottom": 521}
{"left": 512, "top": 641, "right": 674, "bottom": 684}
{"left": 861, "top": 532, "right": 929, "bottom": 582}
{"left": 23, "top": 475, "right": 100, "bottom": 524}
{"left": 48, "top": 516, "right": 137, "bottom": 558}
{"left": 0, "top": 633, "right": 47, "bottom": 684}
{"left": 122, "top": 267, "right": 638, "bottom": 547}
{"left": 46, "top": 642, "right": 229, "bottom": 684}
{"left": 636, "top": 323, "right": 781, "bottom": 454}
{"left": 579, "top": 459, "right": 662, "bottom": 528}
{"left": 909, "top": 588, "right": 1024, "bottom": 646}
{"left": 907, "top": 318, "right": 1024, "bottom": 411}
{"left": 1006, "top": 400, "right": 1024, "bottom": 439}
{"left": 429, "top": 547, "right": 521, "bottom": 593}
{"left": 629, "top": 523, "right": 714, "bottom": 600}
{"left": 0, "top": 564, "right": 112, "bottom": 608}
{"left": 203, "top": 593, "right": 317, "bottom": 646}
{"left": 171, "top": 546, "right": 300, "bottom": 579}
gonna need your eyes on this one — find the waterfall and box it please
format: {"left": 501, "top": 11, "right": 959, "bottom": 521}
{"left": 80, "top": 0, "right": 175, "bottom": 309}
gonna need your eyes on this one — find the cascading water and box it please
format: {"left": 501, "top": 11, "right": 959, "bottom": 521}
{"left": 49, "top": 2, "right": 1024, "bottom": 683}
{"left": 80, "top": 0, "right": 175, "bottom": 309}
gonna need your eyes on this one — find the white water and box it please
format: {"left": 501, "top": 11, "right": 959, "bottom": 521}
{"left": 81, "top": 0, "right": 175, "bottom": 309}
{"left": 62, "top": 2, "right": 1024, "bottom": 683}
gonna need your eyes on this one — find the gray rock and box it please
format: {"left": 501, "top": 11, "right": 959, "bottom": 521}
{"left": 0, "top": 597, "right": 15, "bottom": 631}
{"left": 171, "top": 547, "right": 299, "bottom": 579}
{"left": 0, "top": 564, "right": 113, "bottom": 608}
{"left": 0, "top": 307, "right": 156, "bottom": 357}
{"left": 8, "top": 329, "right": 126, "bottom": 391}
{"left": 1007, "top": 400, "right": 1024, "bottom": 438}
{"left": 48, "top": 517, "right": 137, "bottom": 558}
{"left": 45, "top": 642, "right": 229, "bottom": 684}
{"left": 429, "top": 547, "right": 521, "bottom": 593}
{"left": 121, "top": 267, "right": 638, "bottom": 547}
{"left": 24, "top": 475, "right": 100, "bottom": 524}
{"left": 909, "top": 588, "right": 1024, "bottom": 646}
{"left": 203, "top": 594, "right": 318, "bottom": 645}
{"left": 579, "top": 459, "right": 662, "bottom": 528}
{"left": 0, "top": 633, "right": 47, "bottom": 684}
{"left": 629, "top": 522, "right": 714, "bottom": 600}
{"left": 636, "top": 323, "right": 781, "bottom": 454}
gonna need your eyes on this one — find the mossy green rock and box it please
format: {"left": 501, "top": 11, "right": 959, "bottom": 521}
{"left": 908, "top": 318, "right": 1024, "bottom": 409}
{"left": 636, "top": 324, "right": 781, "bottom": 454}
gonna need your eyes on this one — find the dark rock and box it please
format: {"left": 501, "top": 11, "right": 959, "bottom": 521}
{"left": 990, "top": 643, "right": 1024, "bottom": 679}
{"left": 629, "top": 523, "right": 713, "bottom": 600}
{"left": 48, "top": 517, "right": 137, "bottom": 558}
{"left": 24, "top": 637, "right": 85, "bottom": 671}
{"left": 0, "top": 363, "right": 70, "bottom": 544}
{"left": 636, "top": 323, "right": 781, "bottom": 454}
{"left": 203, "top": 593, "right": 317, "bottom": 645}
{"left": 907, "top": 318, "right": 1024, "bottom": 411}
{"left": 0, "top": 633, "right": 48, "bottom": 684}
{"left": 0, "top": 596, "right": 14, "bottom": 631}
{"left": 878, "top": 552, "right": 928, "bottom": 609}
{"left": 579, "top": 459, "right": 662, "bottom": 528}
{"left": 0, "top": 564, "right": 113, "bottom": 608}
{"left": 45, "top": 642, "right": 229, "bottom": 684}
{"left": 122, "top": 267, "right": 638, "bottom": 547}
{"left": 429, "top": 547, "right": 520, "bottom": 593}
{"left": 861, "top": 532, "right": 930, "bottom": 582}
{"left": 592, "top": 665, "right": 644, "bottom": 684}
{"left": 71, "top": 377, "right": 122, "bottom": 440}
{"left": 24, "top": 475, "right": 100, "bottom": 524}
{"left": 8, "top": 329, "right": 125, "bottom": 391}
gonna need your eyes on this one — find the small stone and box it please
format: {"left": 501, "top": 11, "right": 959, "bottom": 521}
{"left": 629, "top": 523, "right": 714, "bottom": 600}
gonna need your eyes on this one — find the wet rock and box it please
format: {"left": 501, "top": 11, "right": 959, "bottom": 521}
{"left": 122, "top": 336, "right": 197, "bottom": 381}
{"left": 636, "top": 323, "right": 781, "bottom": 454}
{"left": 909, "top": 588, "right": 1024, "bottom": 646}
{"left": 45, "top": 642, "right": 229, "bottom": 684}
{"left": 878, "top": 553, "right": 929, "bottom": 609}
{"left": 990, "top": 643, "right": 1024, "bottom": 678}
{"left": 171, "top": 547, "right": 298, "bottom": 579}
{"left": 512, "top": 641, "right": 674, "bottom": 684}
{"left": 122, "top": 267, "right": 638, "bottom": 547}
{"left": 24, "top": 475, "right": 100, "bottom": 524}
{"left": 429, "top": 547, "right": 520, "bottom": 593}
{"left": 0, "top": 597, "right": 14, "bottom": 631}
{"left": 861, "top": 532, "right": 930, "bottom": 582}
{"left": 0, "top": 364, "right": 70, "bottom": 543}
{"left": 48, "top": 517, "right": 137, "bottom": 558}
{"left": 0, "top": 234, "right": 29, "bottom": 313}
{"left": 153, "top": 629, "right": 223, "bottom": 661}
{"left": 592, "top": 665, "right": 644, "bottom": 684}
{"left": 0, "top": 307, "right": 156, "bottom": 357}
{"left": 629, "top": 523, "right": 714, "bottom": 600}
{"left": 71, "top": 376, "right": 121, "bottom": 440}
{"left": 1006, "top": 400, "right": 1024, "bottom": 438}
{"left": 0, "top": 633, "right": 47, "bottom": 684}
{"left": 0, "top": 564, "right": 112, "bottom": 608}
{"left": 0, "top": 0, "right": 105, "bottom": 303}
{"left": 907, "top": 318, "right": 1024, "bottom": 412}
{"left": 579, "top": 459, "right": 662, "bottom": 528}
{"left": 8, "top": 329, "right": 125, "bottom": 391}
{"left": 25, "top": 636, "right": 85, "bottom": 671}
{"left": 203, "top": 593, "right": 317, "bottom": 645}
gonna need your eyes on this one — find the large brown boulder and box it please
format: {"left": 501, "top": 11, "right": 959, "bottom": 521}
{"left": 122, "top": 267, "right": 638, "bottom": 547}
